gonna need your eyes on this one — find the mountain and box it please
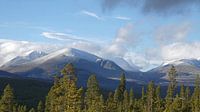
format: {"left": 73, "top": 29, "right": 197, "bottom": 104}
{"left": 111, "top": 57, "right": 140, "bottom": 72}
{"left": 0, "top": 48, "right": 129, "bottom": 79}
{"left": 0, "top": 70, "right": 21, "bottom": 78}
{"left": 1, "top": 50, "right": 47, "bottom": 68}
{"left": 147, "top": 58, "right": 200, "bottom": 84}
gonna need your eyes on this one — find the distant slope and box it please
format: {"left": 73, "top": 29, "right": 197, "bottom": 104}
{"left": 0, "top": 70, "right": 21, "bottom": 78}
{"left": 146, "top": 59, "right": 200, "bottom": 84}
{"left": 0, "top": 77, "right": 52, "bottom": 108}
{"left": 0, "top": 48, "right": 129, "bottom": 80}
{"left": 1, "top": 51, "right": 47, "bottom": 68}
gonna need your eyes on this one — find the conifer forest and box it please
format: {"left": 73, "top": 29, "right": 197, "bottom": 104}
{"left": 1, "top": 64, "right": 200, "bottom": 112}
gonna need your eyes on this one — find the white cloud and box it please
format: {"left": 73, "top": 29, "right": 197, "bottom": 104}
{"left": 103, "top": 23, "right": 140, "bottom": 57}
{"left": 114, "top": 16, "right": 131, "bottom": 21}
{"left": 41, "top": 32, "right": 88, "bottom": 42}
{"left": 161, "top": 42, "right": 200, "bottom": 62}
{"left": 81, "top": 10, "right": 102, "bottom": 20}
{"left": 155, "top": 22, "right": 191, "bottom": 45}
{"left": 1, "top": 21, "right": 197, "bottom": 71}
{"left": 0, "top": 39, "right": 58, "bottom": 66}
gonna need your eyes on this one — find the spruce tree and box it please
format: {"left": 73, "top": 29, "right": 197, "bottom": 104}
{"left": 122, "top": 90, "right": 129, "bottom": 112}
{"left": 45, "top": 63, "right": 83, "bottom": 112}
{"left": 165, "top": 65, "right": 177, "bottom": 111}
{"left": 172, "top": 94, "right": 182, "bottom": 112}
{"left": 129, "top": 88, "right": 134, "bottom": 111}
{"left": 106, "top": 92, "right": 117, "bottom": 112}
{"left": 29, "top": 108, "right": 35, "bottom": 112}
{"left": 155, "top": 85, "right": 163, "bottom": 112}
{"left": 113, "top": 73, "right": 126, "bottom": 112}
{"left": 85, "top": 75, "right": 103, "bottom": 112}
{"left": 191, "top": 75, "right": 200, "bottom": 112}
{"left": 17, "top": 105, "right": 27, "bottom": 112}
{"left": 179, "top": 84, "right": 186, "bottom": 111}
{"left": 185, "top": 86, "right": 191, "bottom": 111}
{"left": 146, "top": 81, "right": 155, "bottom": 112}
{"left": 37, "top": 101, "right": 44, "bottom": 112}
{"left": 114, "top": 73, "right": 126, "bottom": 102}
{"left": 0, "top": 84, "right": 16, "bottom": 112}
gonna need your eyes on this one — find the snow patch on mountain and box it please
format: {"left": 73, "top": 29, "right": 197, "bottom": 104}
{"left": 2, "top": 50, "right": 47, "bottom": 67}
{"left": 32, "top": 48, "right": 101, "bottom": 64}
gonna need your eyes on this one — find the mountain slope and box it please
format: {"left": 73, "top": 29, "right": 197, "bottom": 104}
{"left": 0, "top": 48, "right": 128, "bottom": 79}
{"left": 146, "top": 59, "right": 200, "bottom": 84}
{"left": 1, "top": 51, "right": 47, "bottom": 67}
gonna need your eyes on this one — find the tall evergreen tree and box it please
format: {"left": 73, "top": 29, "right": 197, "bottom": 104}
{"left": 113, "top": 73, "right": 126, "bottom": 112}
{"left": 85, "top": 75, "right": 103, "bottom": 112}
{"left": 106, "top": 92, "right": 117, "bottom": 112}
{"left": 146, "top": 81, "right": 155, "bottom": 112}
{"left": 191, "top": 75, "right": 200, "bottom": 112}
{"left": 0, "top": 84, "right": 16, "bottom": 112}
{"left": 37, "top": 101, "right": 44, "bottom": 112}
{"left": 114, "top": 73, "right": 126, "bottom": 102}
{"left": 45, "top": 63, "right": 83, "bottom": 112}
{"left": 155, "top": 85, "right": 163, "bottom": 112}
{"left": 29, "top": 108, "right": 35, "bottom": 112}
{"left": 179, "top": 84, "right": 186, "bottom": 111}
{"left": 165, "top": 65, "right": 177, "bottom": 112}
{"left": 129, "top": 88, "right": 134, "bottom": 112}
{"left": 122, "top": 90, "right": 129, "bottom": 112}
{"left": 17, "top": 105, "right": 27, "bottom": 112}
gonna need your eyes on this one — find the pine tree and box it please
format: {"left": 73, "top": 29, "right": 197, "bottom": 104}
{"left": 140, "top": 86, "right": 146, "bottom": 112}
{"left": 17, "top": 105, "right": 27, "bottom": 112}
{"left": 191, "top": 75, "right": 200, "bottom": 112}
{"left": 172, "top": 94, "right": 182, "bottom": 112}
{"left": 64, "top": 79, "right": 83, "bottom": 112}
{"left": 45, "top": 63, "right": 83, "bottom": 112}
{"left": 99, "top": 95, "right": 105, "bottom": 112}
{"left": 122, "top": 90, "right": 129, "bottom": 112}
{"left": 179, "top": 84, "right": 186, "bottom": 111}
{"left": 185, "top": 86, "right": 191, "bottom": 111}
{"left": 114, "top": 73, "right": 126, "bottom": 102}
{"left": 29, "top": 108, "right": 35, "bottom": 112}
{"left": 37, "top": 101, "right": 44, "bottom": 112}
{"left": 0, "top": 84, "right": 16, "bottom": 112}
{"left": 113, "top": 73, "right": 126, "bottom": 112}
{"left": 129, "top": 88, "right": 134, "bottom": 111}
{"left": 146, "top": 81, "right": 155, "bottom": 112}
{"left": 85, "top": 75, "right": 103, "bottom": 112}
{"left": 165, "top": 65, "right": 177, "bottom": 112}
{"left": 45, "top": 76, "right": 64, "bottom": 112}
{"left": 106, "top": 92, "right": 117, "bottom": 112}
{"left": 155, "top": 85, "right": 163, "bottom": 112}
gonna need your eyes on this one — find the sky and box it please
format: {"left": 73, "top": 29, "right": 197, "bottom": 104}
{"left": 0, "top": 0, "right": 200, "bottom": 71}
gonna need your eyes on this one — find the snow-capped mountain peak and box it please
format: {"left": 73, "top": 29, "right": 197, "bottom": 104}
{"left": 162, "top": 58, "right": 200, "bottom": 67}
{"left": 2, "top": 50, "right": 47, "bottom": 67}
{"left": 32, "top": 48, "right": 101, "bottom": 64}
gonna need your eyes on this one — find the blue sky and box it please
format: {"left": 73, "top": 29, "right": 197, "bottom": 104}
{"left": 0, "top": 0, "right": 200, "bottom": 71}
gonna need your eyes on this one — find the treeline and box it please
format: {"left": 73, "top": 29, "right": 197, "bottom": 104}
{"left": 1, "top": 64, "right": 200, "bottom": 112}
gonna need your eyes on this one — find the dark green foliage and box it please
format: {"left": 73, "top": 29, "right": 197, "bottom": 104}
{"left": 17, "top": 105, "right": 27, "bottom": 112}
{"left": 37, "top": 101, "right": 44, "bottom": 112}
{"left": 1, "top": 64, "right": 200, "bottom": 112}
{"left": 85, "top": 75, "right": 103, "bottom": 112}
{"left": 165, "top": 65, "right": 177, "bottom": 112}
{"left": 29, "top": 108, "right": 35, "bottom": 112}
{"left": 0, "top": 84, "right": 16, "bottom": 112}
{"left": 0, "top": 77, "right": 52, "bottom": 108}
{"left": 45, "top": 64, "right": 83, "bottom": 112}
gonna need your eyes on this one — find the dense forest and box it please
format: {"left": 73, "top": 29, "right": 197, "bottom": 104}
{"left": 1, "top": 64, "right": 200, "bottom": 112}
